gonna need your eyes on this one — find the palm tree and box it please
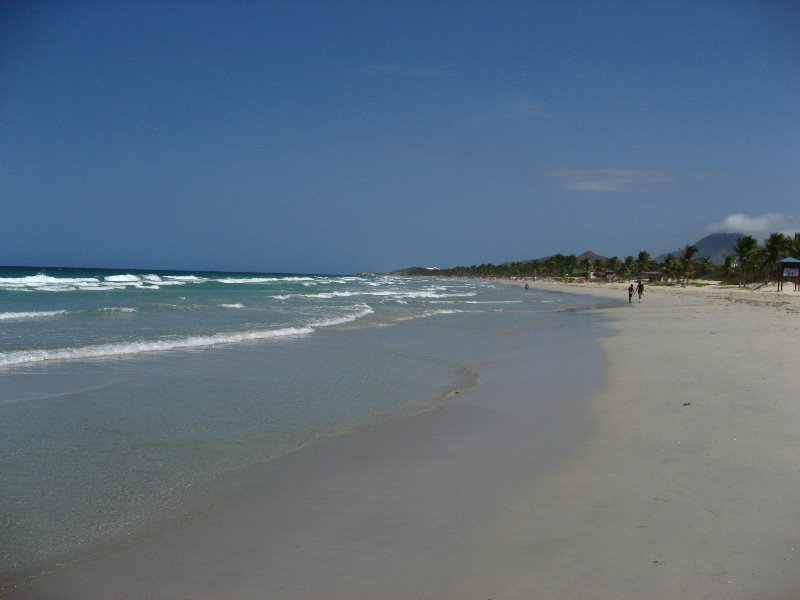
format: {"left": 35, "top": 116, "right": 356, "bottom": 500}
{"left": 564, "top": 254, "right": 579, "bottom": 276}
{"left": 661, "top": 253, "right": 678, "bottom": 282}
{"left": 791, "top": 233, "right": 800, "bottom": 259}
{"left": 695, "top": 257, "right": 712, "bottom": 280}
{"left": 543, "top": 256, "right": 559, "bottom": 276}
{"left": 763, "top": 232, "right": 789, "bottom": 283}
{"left": 733, "top": 235, "right": 759, "bottom": 286}
{"left": 607, "top": 256, "right": 622, "bottom": 279}
{"left": 722, "top": 254, "right": 736, "bottom": 281}
{"left": 580, "top": 257, "right": 593, "bottom": 279}
{"left": 635, "top": 251, "right": 652, "bottom": 276}
{"left": 679, "top": 244, "right": 699, "bottom": 284}
{"left": 623, "top": 256, "right": 635, "bottom": 279}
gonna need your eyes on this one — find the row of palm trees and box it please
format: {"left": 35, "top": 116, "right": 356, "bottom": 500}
{"left": 727, "top": 232, "right": 800, "bottom": 286}
{"left": 418, "top": 232, "right": 800, "bottom": 284}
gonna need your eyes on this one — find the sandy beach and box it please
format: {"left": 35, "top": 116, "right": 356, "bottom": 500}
{"left": 459, "top": 280, "right": 800, "bottom": 599}
{"left": 7, "top": 282, "right": 800, "bottom": 599}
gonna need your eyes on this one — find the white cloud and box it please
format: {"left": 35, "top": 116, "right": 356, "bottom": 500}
{"left": 553, "top": 167, "right": 674, "bottom": 192}
{"left": 704, "top": 213, "right": 800, "bottom": 239}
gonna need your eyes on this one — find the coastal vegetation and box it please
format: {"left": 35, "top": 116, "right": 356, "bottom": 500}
{"left": 398, "top": 232, "right": 800, "bottom": 286}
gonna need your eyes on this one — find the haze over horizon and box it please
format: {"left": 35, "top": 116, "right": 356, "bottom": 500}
{"left": 2, "top": 2, "right": 798, "bottom": 275}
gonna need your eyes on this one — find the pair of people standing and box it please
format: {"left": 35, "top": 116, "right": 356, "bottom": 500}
{"left": 628, "top": 281, "right": 644, "bottom": 303}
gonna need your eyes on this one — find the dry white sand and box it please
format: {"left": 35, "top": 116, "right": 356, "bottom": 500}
{"left": 458, "top": 280, "right": 800, "bottom": 599}
{"left": 7, "top": 281, "right": 800, "bottom": 599}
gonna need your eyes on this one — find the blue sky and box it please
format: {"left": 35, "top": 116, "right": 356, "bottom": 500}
{"left": 2, "top": 1, "right": 798, "bottom": 274}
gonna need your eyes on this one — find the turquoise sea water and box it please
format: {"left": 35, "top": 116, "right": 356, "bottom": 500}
{"left": 0, "top": 267, "right": 611, "bottom": 584}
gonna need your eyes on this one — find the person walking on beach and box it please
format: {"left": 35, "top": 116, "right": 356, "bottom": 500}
{"left": 636, "top": 281, "right": 644, "bottom": 302}
{"left": 628, "top": 284, "right": 634, "bottom": 303}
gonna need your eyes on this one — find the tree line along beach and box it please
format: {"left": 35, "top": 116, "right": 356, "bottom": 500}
{"left": 392, "top": 231, "right": 800, "bottom": 290}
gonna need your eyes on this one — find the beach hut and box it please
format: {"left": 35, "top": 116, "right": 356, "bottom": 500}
{"left": 777, "top": 257, "right": 800, "bottom": 291}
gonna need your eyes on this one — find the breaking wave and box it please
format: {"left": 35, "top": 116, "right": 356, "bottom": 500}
{"left": 0, "top": 304, "right": 374, "bottom": 367}
{"left": 0, "top": 310, "right": 68, "bottom": 321}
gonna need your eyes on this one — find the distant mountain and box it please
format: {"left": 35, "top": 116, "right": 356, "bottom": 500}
{"left": 692, "top": 232, "right": 746, "bottom": 264}
{"left": 657, "top": 232, "right": 745, "bottom": 265}
{"left": 574, "top": 250, "right": 609, "bottom": 263}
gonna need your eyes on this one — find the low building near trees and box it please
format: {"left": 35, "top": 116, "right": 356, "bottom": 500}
{"left": 777, "top": 257, "right": 800, "bottom": 291}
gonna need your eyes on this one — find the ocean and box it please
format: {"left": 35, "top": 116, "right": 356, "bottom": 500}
{"left": 0, "top": 266, "right": 611, "bottom": 584}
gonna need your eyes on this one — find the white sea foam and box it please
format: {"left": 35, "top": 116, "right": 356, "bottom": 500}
{"left": 0, "top": 310, "right": 68, "bottom": 321}
{"left": 0, "top": 272, "right": 378, "bottom": 293}
{"left": 0, "top": 275, "right": 98, "bottom": 292}
{"left": 0, "top": 326, "right": 315, "bottom": 367}
{"left": 307, "top": 289, "right": 477, "bottom": 301}
{"left": 215, "top": 276, "right": 324, "bottom": 285}
{"left": 277, "top": 277, "right": 316, "bottom": 282}
{"left": 394, "top": 308, "right": 464, "bottom": 322}
{"left": 213, "top": 276, "right": 317, "bottom": 284}
{"left": 220, "top": 303, "right": 245, "bottom": 309}
{"left": 163, "top": 275, "right": 206, "bottom": 283}
{"left": 0, "top": 304, "right": 374, "bottom": 367}
{"left": 150, "top": 279, "right": 185, "bottom": 287}
{"left": 463, "top": 300, "right": 524, "bottom": 304}
{"left": 310, "top": 304, "right": 374, "bottom": 327}
{"left": 308, "top": 291, "right": 359, "bottom": 299}
{"left": 102, "top": 274, "right": 165, "bottom": 289}
{"left": 217, "top": 277, "right": 281, "bottom": 284}
{"left": 0, "top": 273, "right": 170, "bottom": 292}
{"left": 371, "top": 289, "right": 477, "bottom": 299}
{"left": 104, "top": 274, "right": 142, "bottom": 283}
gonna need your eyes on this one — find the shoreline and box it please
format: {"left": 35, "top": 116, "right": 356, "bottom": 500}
{"left": 514, "top": 275, "right": 800, "bottom": 307}
{"left": 6, "top": 283, "right": 800, "bottom": 598}
{"left": 4, "top": 288, "right": 609, "bottom": 598}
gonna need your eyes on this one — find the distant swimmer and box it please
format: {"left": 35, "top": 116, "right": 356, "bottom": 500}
{"left": 524, "top": 283, "right": 529, "bottom": 291}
